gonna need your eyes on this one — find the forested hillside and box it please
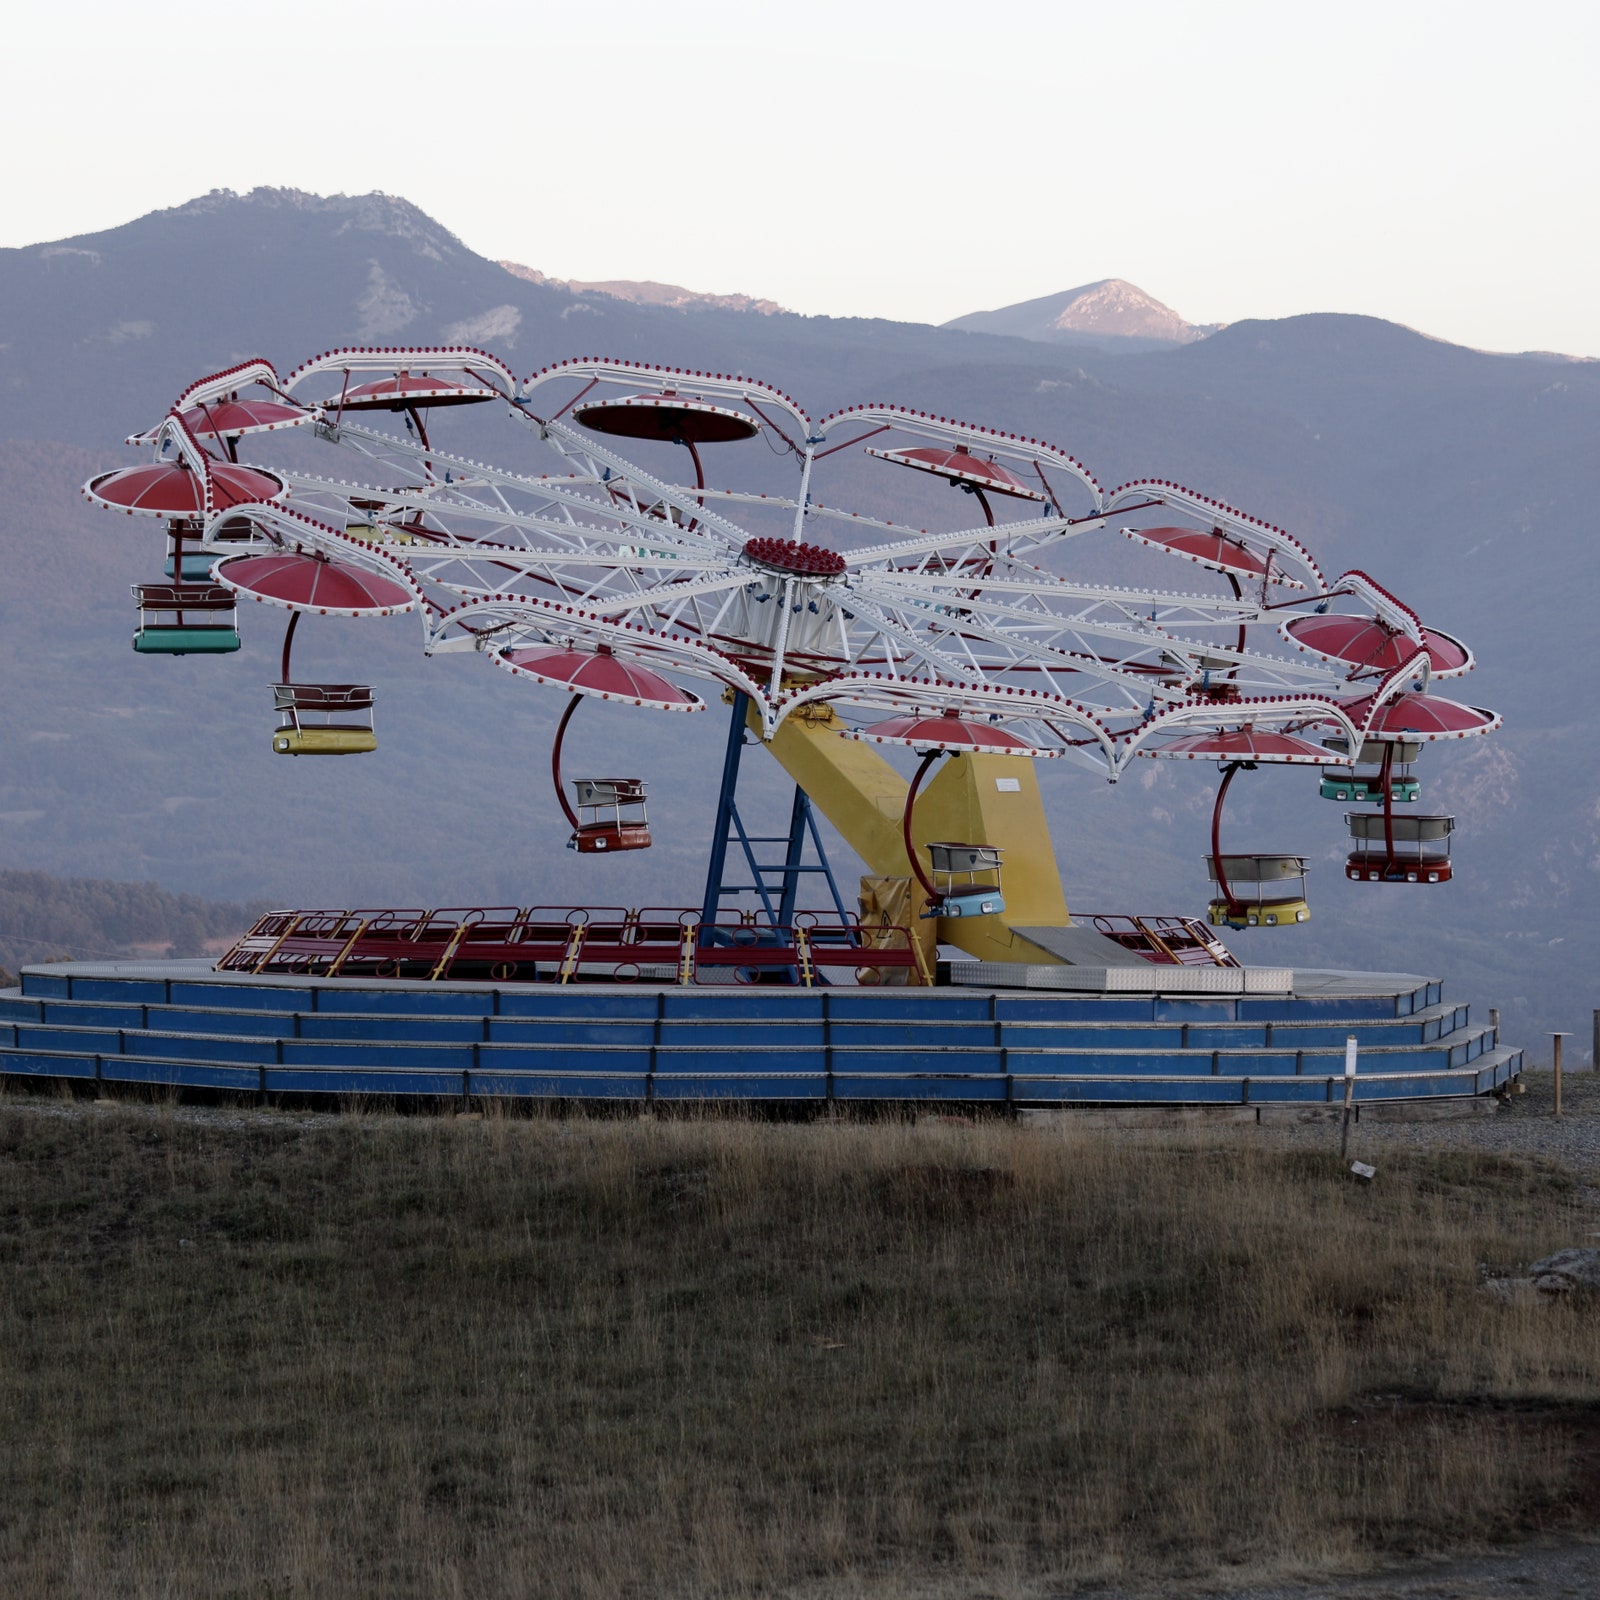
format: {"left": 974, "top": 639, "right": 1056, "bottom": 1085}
{"left": 0, "top": 871, "right": 266, "bottom": 983}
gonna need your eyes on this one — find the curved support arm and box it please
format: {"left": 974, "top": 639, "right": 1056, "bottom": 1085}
{"left": 815, "top": 402, "right": 1105, "bottom": 509}
{"left": 516, "top": 357, "right": 813, "bottom": 440}
{"left": 280, "top": 610, "right": 300, "bottom": 685}
{"left": 551, "top": 695, "right": 582, "bottom": 831}
{"left": 1103, "top": 477, "right": 1325, "bottom": 591}
{"left": 1327, "top": 570, "right": 1425, "bottom": 642}
{"left": 1380, "top": 741, "right": 1396, "bottom": 869}
{"left": 1211, "top": 761, "right": 1243, "bottom": 916}
{"left": 1227, "top": 571, "right": 1246, "bottom": 657}
{"left": 683, "top": 437, "right": 705, "bottom": 530}
{"left": 173, "top": 359, "right": 287, "bottom": 413}
{"left": 283, "top": 346, "right": 518, "bottom": 399}
{"left": 1361, "top": 648, "right": 1435, "bottom": 726}
{"left": 901, "top": 749, "right": 943, "bottom": 904}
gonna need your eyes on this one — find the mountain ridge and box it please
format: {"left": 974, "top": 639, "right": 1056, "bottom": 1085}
{"left": 498, "top": 260, "right": 786, "bottom": 317}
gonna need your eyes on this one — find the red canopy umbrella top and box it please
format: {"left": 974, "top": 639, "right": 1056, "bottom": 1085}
{"left": 1283, "top": 614, "right": 1471, "bottom": 677}
{"left": 866, "top": 446, "right": 1048, "bottom": 501}
{"left": 216, "top": 551, "right": 416, "bottom": 616}
{"left": 571, "top": 392, "right": 760, "bottom": 445}
{"left": 1123, "top": 525, "right": 1275, "bottom": 581}
{"left": 1135, "top": 727, "right": 1331, "bottom": 765}
{"left": 496, "top": 645, "right": 704, "bottom": 712}
{"left": 846, "top": 713, "right": 1053, "bottom": 756}
{"left": 1351, "top": 692, "right": 1500, "bottom": 740}
{"left": 84, "top": 460, "right": 286, "bottom": 518}
{"left": 331, "top": 372, "right": 499, "bottom": 411}
{"left": 178, "top": 398, "right": 309, "bottom": 439}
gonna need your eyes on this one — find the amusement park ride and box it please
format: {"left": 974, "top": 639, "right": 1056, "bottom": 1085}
{"left": 83, "top": 346, "right": 1501, "bottom": 989}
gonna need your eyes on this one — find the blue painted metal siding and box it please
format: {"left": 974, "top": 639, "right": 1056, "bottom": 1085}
{"left": 0, "top": 966, "right": 1511, "bottom": 1108}
{"left": 497, "top": 990, "right": 657, "bottom": 1019}
{"left": 20, "top": 972, "right": 71, "bottom": 1000}
{"left": 296, "top": 1014, "right": 486, "bottom": 1043}
{"left": 487, "top": 1020, "right": 656, "bottom": 1047}
{"left": 155, "top": 1009, "right": 290, "bottom": 1038}
{"left": 0, "top": 1049, "right": 98, "bottom": 1079}
{"left": 279, "top": 1040, "right": 473, "bottom": 1070}
{"left": 310, "top": 988, "right": 496, "bottom": 1016}
{"left": 101, "top": 1057, "right": 261, "bottom": 1092}
{"left": 168, "top": 982, "right": 312, "bottom": 1012}
{"left": 67, "top": 978, "right": 170, "bottom": 1005}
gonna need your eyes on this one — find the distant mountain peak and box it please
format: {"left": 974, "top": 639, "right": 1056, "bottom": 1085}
{"left": 499, "top": 260, "right": 786, "bottom": 317}
{"left": 944, "top": 279, "right": 1219, "bottom": 350}
{"left": 147, "top": 187, "right": 468, "bottom": 262}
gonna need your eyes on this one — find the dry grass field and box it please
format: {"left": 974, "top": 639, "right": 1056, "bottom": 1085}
{"left": 0, "top": 1094, "right": 1596, "bottom": 1598}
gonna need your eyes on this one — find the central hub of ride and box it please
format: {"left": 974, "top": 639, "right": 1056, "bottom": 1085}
{"left": 742, "top": 537, "right": 846, "bottom": 578}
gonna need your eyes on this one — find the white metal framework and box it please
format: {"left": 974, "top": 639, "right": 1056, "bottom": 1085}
{"left": 90, "top": 348, "right": 1497, "bottom": 778}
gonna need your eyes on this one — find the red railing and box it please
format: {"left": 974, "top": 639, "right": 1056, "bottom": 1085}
{"left": 218, "top": 906, "right": 927, "bottom": 986}
{"left": 1084, "top": 914, "right": 1239, "bottom": 968}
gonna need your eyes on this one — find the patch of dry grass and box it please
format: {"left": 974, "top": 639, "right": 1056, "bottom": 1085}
{"left": 0, "top": 1102, "right": 1595, "bottom": 1598}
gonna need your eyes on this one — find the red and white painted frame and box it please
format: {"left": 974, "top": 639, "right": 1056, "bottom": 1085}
{"left": 86, "top": 347, "right": 1493, "bottom": 792}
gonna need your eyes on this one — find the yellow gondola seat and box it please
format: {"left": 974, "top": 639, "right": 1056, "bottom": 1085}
{"left": 1205, "top": 853, "right": 1309, "bottom": 928}
{"left": 272, "top": 683, "right": 377, "bottom": 756}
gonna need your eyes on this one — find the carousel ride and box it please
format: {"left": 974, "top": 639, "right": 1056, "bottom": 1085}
{"left": 82, "top": 347, "right": 1501, "bottom": 987}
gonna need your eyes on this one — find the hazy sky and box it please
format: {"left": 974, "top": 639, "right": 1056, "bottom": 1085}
{"left": 10, "top": 0, "right": 1599, "bottom": 354}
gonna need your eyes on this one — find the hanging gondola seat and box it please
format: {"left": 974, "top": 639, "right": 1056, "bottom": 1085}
{"left": 132, "top": 583, "right": 240, "bottom": 654}
{"left": 572, "top": 821, "right": 652, "bottom": 853}
{"left": 271, "top": 683, "right": 377, "bottom": 756}
{"left": 1321, "top": 772, "right": 1419, "bottom": 802}
{"left": 569, "top": 778, "right": 652, "bottom": 853}
{"left": 1205, "top": 854, "right": 1310, "bottom": 928}
{"left": 922, "top": 842, "right": 1006, "bottom": 919}
{"left": 273, "top": 727, "right": 379, "bottom": 756}
{"left": 1319, "top": 737, "right": 1421, "bottom": 802}
{"left": 163, "top": 551, "right": 218, "bottom": 581}
{"left": 1344, "top": 814, "right": 1455, "bottom": 883}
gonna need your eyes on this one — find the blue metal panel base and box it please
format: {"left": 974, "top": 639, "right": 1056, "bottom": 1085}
{"left": 0, "top": 961, "right": 1523, "bottom": 1110}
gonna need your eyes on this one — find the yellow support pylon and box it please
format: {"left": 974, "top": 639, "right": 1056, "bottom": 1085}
{"left": 755, "top": 701, "right": 1072, "bottom": 966}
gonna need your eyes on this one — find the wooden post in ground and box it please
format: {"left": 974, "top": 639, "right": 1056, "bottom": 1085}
{"left": 1489, "top": 1007, "right": 1500, "bottom": 1042}
{"left": 1592, "top": 1009, "right": 1598, "bottom": 1073}
{"left": 1552, "top": 1033, "right": 1571, "bottom": 1118}
{"left": 1339, "top": 1035, "right": 1358, "bottom": 1163}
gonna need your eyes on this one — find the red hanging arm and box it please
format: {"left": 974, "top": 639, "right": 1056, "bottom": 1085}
{"left": 1211, "top": 761, "right": 1244, "bottom": 917}
{"left": 280, "top": 610, "right": 299, "bottom": 683}
{"left": 901, "top": 750, "right": 944, "bottom": 904}
{"left": 1380, "top": 741, "right": 1397, "bottom": 872}
{"left": 551, "top": 695, "right": 582, "bottom": 831}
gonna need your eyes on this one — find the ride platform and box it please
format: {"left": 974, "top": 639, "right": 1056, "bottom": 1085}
{"left": 0, "top": 958, "right": 1521, "bottom": 1110}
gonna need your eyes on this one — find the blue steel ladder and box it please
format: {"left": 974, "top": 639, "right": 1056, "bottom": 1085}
{"left": 698, "top": 692, "right": 852, "bottom": 940}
